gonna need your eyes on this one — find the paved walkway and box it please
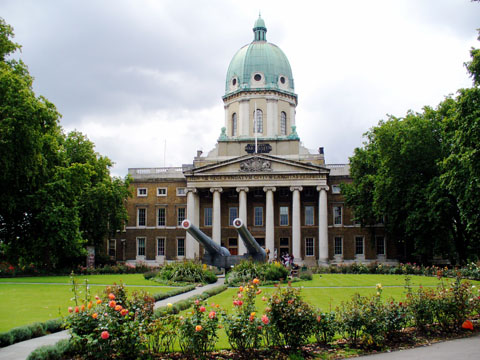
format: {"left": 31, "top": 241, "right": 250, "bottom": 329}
{"left": 0, "top": 278, "right": 225, "bottom": 360}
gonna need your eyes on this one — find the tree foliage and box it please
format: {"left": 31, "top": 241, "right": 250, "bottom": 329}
{"left": 344, "top": 30, "right": 480, "bottom": 264}
{"left": 0, "top": 18, "right": 130, "bottom": 269}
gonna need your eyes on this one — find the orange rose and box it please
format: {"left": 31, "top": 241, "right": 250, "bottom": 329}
{"left": 252, "top": 278, "right": 260, "bottom": 284}
{"left": 87, "top": 301, "right": 93, "bottom": 309}
{"left": 92, "top": 313, "right": 98, "bottom": 319}
{"left": 109, "top": 300, "right": 116, "bottom": 308}
{"left": 108, "top": 293, "right": 115, "bottom": 300}
{"left": 74, "top": 306, "right": 79, "bottom": 313}
{"left": 115, "top": 304, "right": 122, "bottom": 311}
{"left": 96, "top": 299, "right": 102, "bottom": 305}
{"left": 195, "top": 325, "right": 202, "bottom": 332}
{"left": 80, "top": 304, "right": 85, "bottom": 311}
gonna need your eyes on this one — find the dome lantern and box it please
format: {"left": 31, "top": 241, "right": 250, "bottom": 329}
{"left": 253, "top": 14, "right": 267, "bottom": 41}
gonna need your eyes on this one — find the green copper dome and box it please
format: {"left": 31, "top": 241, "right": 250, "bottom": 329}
{"left": 224, "top": 16, "right": 296, "bottom": 98}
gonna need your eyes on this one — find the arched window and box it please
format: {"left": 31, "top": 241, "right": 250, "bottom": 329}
{"left": 232, "top": 113, "right": 237, "bottom": 136}
{"left": 254, "top": 109, "right": 263, "bottom": 133}
{"left": 280, "top": 111, "right": 287, "bottom": 135}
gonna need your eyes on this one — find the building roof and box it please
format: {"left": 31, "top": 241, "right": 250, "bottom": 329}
{"left": 224, "top": 15, "right": 296, "bottom": 98}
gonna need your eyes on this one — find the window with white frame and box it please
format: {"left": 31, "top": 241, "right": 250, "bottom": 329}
{"left": 108, "top": 239, "right": 116, "bottom": 257}
{"left": 355, "top": 236, "right": 364, "bottom": 255}
{"left": 232, "top": 113, "right": 237, "bottom": 136}
{"left": 176, "top": 187, "right": 186, "bottom": 196}
{"left": 137, "top": 237, "right": 146, "bottom": 256}
{"left": 280, "top": 206, "right": 289, "bottom": 226}
{"left": 157, "top": 187, "right": 167, "bottom": 196}
{"left": 376, "top": 236, "right": 385, "bottom": 255}
{"left": 305, "top": 237, "right": 314, "bottom": 256}
{"left": 333, "top": 206, "right": 342, "bottom": 226}
{"left": 332, "top": 185, "right": 341, "bottom": 194}
{"left": 334, "top": 236, "right": 343, "bottom": 255}
{"left": 305, "top": 206, "right": 314, "bottom": 226}
{"left": 254, "top": 109, "right": 263, "bottom": 133}
{"left": 229, "top": 207, "right": 238, "bottom": 226}
{"left": 177, "top": 207, "right": 186, "bottom": 226}
{"left": 280, "top": 111, "right": 287, "bottom": 135}
{"left": 177, "top": 237, "right": 185, "bottom": 257}
{"left": 204, "top": 207, "right": 212, "bottom": 226}
{"left": 137, "top": 188, "right": 147, "bottom": 197}
{"left": 157, "top": 237, "right": 165, "bottom": 256}
{"left": 254, "top": 206, "right": 263, "bottom": 226}
{"left": 157, "top": 208, "right": 166, "bottom": 227}
{"left": 137, "top": 208, "right": 146, "bottom": 227}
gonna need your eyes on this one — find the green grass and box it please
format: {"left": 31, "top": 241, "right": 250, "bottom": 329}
{"left": 0, "top": 274, "right": 175, "bottom": 332}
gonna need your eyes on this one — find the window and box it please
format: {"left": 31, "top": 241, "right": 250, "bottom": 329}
{"left": 305, "top": 206, "right": 314, "bottom": 226}
{"left": 157, "top": 187, "right": 167, "bottom": 196}
{"left": 232, "top": 113, "right": 237, "bottom": 136}
{"left": 279, "top": 188, "right": 289, "bottom": 197}
{"left": 254, "top": 73, "right": 262, "bottom": 81}
{"left": 229, "top": 207, "right": 238, "bottom": 225}
{"left": 204, "top": 207, "right": 212, "bottom": 226}
{"left": 177, "top": 238, "right": 185, "bottom": 257}
{"left": 137, "top": 237, "right": 146, "bottom": 256}
{"left": 254, "top": 109, "right": 263, "bottom": 133}
{"left": 254, "top": 207, "right": 263, "bottom": 226}
{"left": 177, "top": 207, "right": 186, "bottom": 226}
{"left": 157, "top": 208, "right": 166, "bottom": 227}
{"left": 332, "top": 185, "right": 341, "bottom": 194}
{"left": 108, "top": 239, "right": 116, "bottom": 257}
{"left": 228, "top": 238, "right": 238, "bottom": 255}
{"left": 334, "top": 237, "right": 343, "bottom": 255}
{"left": 280, "top": 206, "right": 289, "bottom": 226}
{"left": 376, "top": 236, "right": 385, "bottom": 255}
{"left": 305, "top": 237, "right": 314, "bottom": 256}
{"left": 333, "top": 206, "right": 342, "bottom": 226}
{"left": 280, "top": 111, "right": 287, "bottom": 135}
{"left": 157, "top": 237, "right": 165, "bottom": 256}
{"left": 137, "top": 208, "right": 146, "bottom": 227}
{"left": 355, "top": 236, "right": 364, "bottom": 255}
{"left": 137, "top": 188, "right": 147, "bottom": 197}
{"left": 176, "top": 187, "right": 186, "bottom": 196}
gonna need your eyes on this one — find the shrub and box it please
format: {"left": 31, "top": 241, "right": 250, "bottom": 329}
{"left": 43, "top": 319, "right": 64, "bottom": 333}
{"left": 178, "top": 299, "right": 221, "bottom": 357}
{"left": 144, "top": 314, "right": 180, "bottom": 354}
{"left": 313, "top": 311, "right": 336, "bottom": 344}
{"left": 155, "top": 261, "right": 217, "bottom": 284}
{"left": 299, "top": 270, "right": 313, "bottom": 281}
{"left": 10, "top": 326, "right": 33, "bottom": 342}
{"left": 226, "top": 261, "right": 289, "bottom": 285}
{"left": 0, "top": 332, "right": 14, "bottom": 347}
{"left": 224, "top": 279, "right": 265, "bottom": 351}
{"left": 65, "top": 283, "right": 155, "bottom": 359}
{"left": 28, "top": 322, "right": 46, "bottom": 338}
{"left": 267, "top": 284, "right": 316, "bottom": 349}
{"left": 26, "top": 339, "right": 73, "bottom": 360}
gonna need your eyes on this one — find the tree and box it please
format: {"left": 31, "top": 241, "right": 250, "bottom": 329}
{"left": 0, "top": 18, "right": 130, "bottom": 269}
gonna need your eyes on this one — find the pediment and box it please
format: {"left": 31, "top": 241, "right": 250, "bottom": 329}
{"left": 184, "top": 154, "right": 329, "bottom": 177}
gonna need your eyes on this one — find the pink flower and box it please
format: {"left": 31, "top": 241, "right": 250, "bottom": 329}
{"left": 261, "top": 315, "right": 269, "bottom": 325}
{"left": 209, "top": 311, "right": 216, "bottom": 319}
{"left": 195, "top": 299, "right": 200, "bottom": 305}
{"left": 262, "top": 296, "right": 267, "bottom": 302}
{"left": 199, "top": 306, "right": 206, "bottom": 313}
{"left": 68, "top": 307, "right": 73, "bottom": 313}
{"left": 237, "top": 293, "right": 243, "bottom": 299}
{"left": 101, "top": 331, "right": 109, "bottom": 340}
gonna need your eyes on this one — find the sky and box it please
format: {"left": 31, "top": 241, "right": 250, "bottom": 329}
{"left": 1, "top": 0, "right": 479, "bottom": 177}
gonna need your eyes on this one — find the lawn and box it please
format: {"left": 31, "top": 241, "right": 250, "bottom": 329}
{"left": 0, "top": 274, "right": 174, "bottom": 332}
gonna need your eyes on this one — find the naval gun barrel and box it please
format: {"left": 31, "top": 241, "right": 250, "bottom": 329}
{"left": 233, "top": 218, "right": 267, "bottom": 261}
{"left": 181, "top": 219, "right": 231, "bottom": 257}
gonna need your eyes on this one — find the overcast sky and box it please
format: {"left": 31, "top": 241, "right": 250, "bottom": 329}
{"left": 1, "top": 0, "right": 479, "bottom": 177}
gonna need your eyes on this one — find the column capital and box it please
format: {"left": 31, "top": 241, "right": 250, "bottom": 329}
{"left": 263, "top": 186, "right": 276, "bottom": 192}
{"left": 210, "top": 187, "right": 223, "bottom": 193}
{"left": 316, "top": 185, "right": 330, "bottom": 192}
{"left": 290, "top": 186, "right": 303, "bottom": 192}
{"left": 186, "top": 187, "right": 197, "bottom": 194}
{"left": 236, "top": 187, "right": 249, "bottom": 193}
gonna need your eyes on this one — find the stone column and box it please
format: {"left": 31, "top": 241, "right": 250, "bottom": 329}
{"left": 236, "top": 187, "right": 249, "bottom": 255}
{"left": 263, "top": 186, "right": 276, "bottom": 261}
{"left": 290, "top": 186, "right": 303, "bottom": 264}
{"left": 186, "top": 187, "right": 198, "bottom": 259}
{"left": 317, "top": 185, "right": 329, "bottom": 265}
{"left": 210, "top": 187, "right": 223, "bottom": 245}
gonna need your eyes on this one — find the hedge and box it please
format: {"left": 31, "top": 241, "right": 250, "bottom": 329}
{"left": 0, "top": 319, "right": 63, "bottom": 348}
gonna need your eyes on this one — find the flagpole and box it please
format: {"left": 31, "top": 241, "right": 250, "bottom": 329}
{"left": 254, "top": 102, "right": 258, "bottom": 154}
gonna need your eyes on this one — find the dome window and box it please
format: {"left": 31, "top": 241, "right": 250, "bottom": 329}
{"left": 232, "top": 113, "right": 237, "bottom": 136}
{"left": 280, "top": 112, "right": 287, "bottom": 135}
{"left": 232, "top": 78, "right": 237, "bottom": 86}
{"left": 254, "top": 74, "right": 262, "bottom": 81}
{"left": 254, "top": 109, "right": 263, "bottom": 134}
{"left": 280, "top": 76, "right": 286, "bottom": 84}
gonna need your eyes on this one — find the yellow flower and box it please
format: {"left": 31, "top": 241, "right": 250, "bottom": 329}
{"left": 167, "top": 303, "right": 173, "bottom": 307}
{"left": 376, "top": 283, "right": 383, "bottom": 290}
{"left": 250, "top": 312, "right": 256, "bottom": 317}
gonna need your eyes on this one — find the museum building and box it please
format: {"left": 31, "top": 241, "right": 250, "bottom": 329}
{"left": 108, "top": 16, "right": 395, "bottom": 266}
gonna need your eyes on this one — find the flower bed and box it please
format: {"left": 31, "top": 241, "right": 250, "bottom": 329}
{"left": 49, "top": 274, "right": 480, "bottom": 359}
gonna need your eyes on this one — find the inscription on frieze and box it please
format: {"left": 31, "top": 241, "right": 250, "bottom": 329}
{"left": 239, "top": 158, "right": 272, "bottom": 172}
{"left": 245, "top": 143, "right": 272, "bottom": 154}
